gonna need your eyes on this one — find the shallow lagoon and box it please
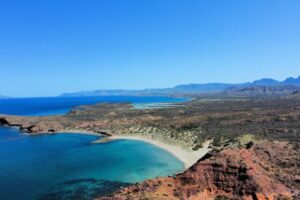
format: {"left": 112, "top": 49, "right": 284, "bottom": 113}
{"left": 0, "top": 96, "right": 185, "bottom": 200}
{"left": 0, "top": 127, "right": 184, "bottom": 200}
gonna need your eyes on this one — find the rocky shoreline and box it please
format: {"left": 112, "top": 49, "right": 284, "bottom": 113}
{"left": 1, "top": 98, "right": 300, "bottom": 199}
{"left": 98, "top": 141, "right": 297, "bottom": 200}
{"left": 0, "top": 115, "right": 210, "bottom": 170}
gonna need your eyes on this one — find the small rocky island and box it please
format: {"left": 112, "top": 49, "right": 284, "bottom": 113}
{"left": 1, "top": 97, "right": 299, "bottom": 199}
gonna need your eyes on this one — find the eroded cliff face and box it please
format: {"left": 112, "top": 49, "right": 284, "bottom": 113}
{"left": 99, "top": 141, "right": 298, "bottom": 200}
{"left": 1, "top": 100, "right": 299, "bottom": 199}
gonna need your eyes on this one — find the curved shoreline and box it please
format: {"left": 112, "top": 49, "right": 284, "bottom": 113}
{"left": 93, "top": 135, "right": 211, "bottom": 169}
{"left": 5, "top": 124, "right": 211, "bottom": 169}
{"left": 55, "top": 130, "right": 211, "bottom": 169}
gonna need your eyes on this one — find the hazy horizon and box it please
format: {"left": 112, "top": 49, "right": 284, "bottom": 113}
{"left": 0, "top": 74, "right": 299, "bottom": 98}
{"left": 1, "top": 0, "right": 300, "bottom": 97}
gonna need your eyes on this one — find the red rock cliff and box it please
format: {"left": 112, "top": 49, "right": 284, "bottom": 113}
{"left": 99, "top": 141, "right": 297, "bottom": 200}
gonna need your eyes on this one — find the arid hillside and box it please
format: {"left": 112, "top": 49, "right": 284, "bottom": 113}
{"left": 1, "top": 98, "right": 300, "bottom": 199}
{"left": 1, "top": 98, "right": 300, "bottom": 150}
{"left": 99, "top": 141, "right": 299, "bottom": 200}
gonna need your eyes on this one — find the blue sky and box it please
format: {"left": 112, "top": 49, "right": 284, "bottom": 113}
{"left": 0, "top": 0, "right": 299, "bottom": 97}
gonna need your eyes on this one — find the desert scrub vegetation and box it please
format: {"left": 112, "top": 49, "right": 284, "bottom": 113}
{"left": 2, "top": 98, "right": 300, "bottom": 150}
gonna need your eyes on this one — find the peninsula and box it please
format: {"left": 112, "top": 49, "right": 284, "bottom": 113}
{"left": 1, "top": 95, "right": 299, "bottom": 199}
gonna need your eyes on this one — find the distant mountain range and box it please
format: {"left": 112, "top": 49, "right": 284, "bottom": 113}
{"left": 225, "top": 85, "right": 300, "bottom": 97}
{"left": 60, "top": 75, "right": 300, "bottom": 97}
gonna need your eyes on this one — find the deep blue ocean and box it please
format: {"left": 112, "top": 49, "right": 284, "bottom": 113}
{"left": 0, "top": 96, "right": 187, "bottom": 116}
{"left": 0, "top": 96, "right": 185, "bottom": 200}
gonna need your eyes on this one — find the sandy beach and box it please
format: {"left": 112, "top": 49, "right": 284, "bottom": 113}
{"left": 94, "top": 135, "right": 211, "bottom": 169}
{"left": 58, "top": 129, "right": 104, "bottom": 136}
{"left": 33, "top": 128, "right": 211, "bottom": 169}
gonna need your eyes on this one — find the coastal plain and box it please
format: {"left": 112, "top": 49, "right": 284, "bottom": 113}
{"left": 1, "top": 97, "right": 300, "bottom": 199}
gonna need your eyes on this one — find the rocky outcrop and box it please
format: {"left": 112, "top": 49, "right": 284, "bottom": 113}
{"left": 0, "top": 115, "right": 68, "bottom": 134}
{"left": 0, "top": 117, "right": 9, "bottom": 125}
{"left": 99, "top": 142, "right": 297, "bottom": 200}
{"left": 1, "top": 99, "right": 299, "bottom": 199}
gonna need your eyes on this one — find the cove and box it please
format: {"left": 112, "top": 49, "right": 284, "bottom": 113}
{"left": 0, "top": 127, "right": 184, "bottom": 200}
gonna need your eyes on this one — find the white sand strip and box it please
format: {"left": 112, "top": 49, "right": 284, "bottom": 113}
{"left": 57, "top": 129, "right": 210, "bottom": 169}
{"left": 108, "top": 135, "right": 211, "bottom": 169}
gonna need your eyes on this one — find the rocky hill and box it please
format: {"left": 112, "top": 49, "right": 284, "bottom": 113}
{"left": 1, "top": 98, "right": 299, "bottom": 199}
{"left": 225, "top": 85, "right": 300, "bottom": 97}
{"left": 282, "top": 76, "right": 300, "bottom": 85}
{"left": 284, "top": 91, "right": 300, "bottom": 100}
{"left": 99, "top": 141, "right": 298, "bottom": 200}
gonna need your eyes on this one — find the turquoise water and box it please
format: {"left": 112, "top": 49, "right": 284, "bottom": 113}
{"left": 133, "top": 102, "right": 184, "bottom": 109}
{"left": 0, "top": 127, "right": 184, "bottom": 200}
{"left": 0, "top": 96, "right": 185, "bottom": 200}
